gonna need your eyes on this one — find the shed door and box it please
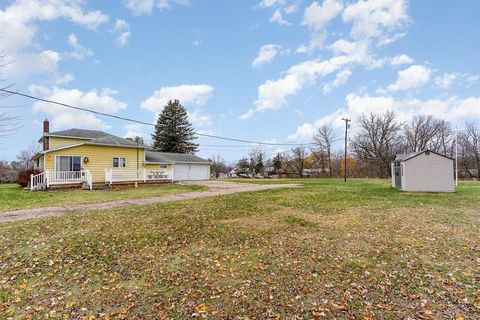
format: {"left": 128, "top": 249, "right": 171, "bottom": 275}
{"left": 394, "top": 161, "right": 402, "bottom": 188}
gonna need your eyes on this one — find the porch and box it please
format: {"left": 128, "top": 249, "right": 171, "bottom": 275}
{"left": 30, "top": 168, "right": 173, "bottom": 191}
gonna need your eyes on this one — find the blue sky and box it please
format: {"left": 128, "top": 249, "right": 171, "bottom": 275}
{"left": 1, "top": 0, "right": 479, "bottom": 163}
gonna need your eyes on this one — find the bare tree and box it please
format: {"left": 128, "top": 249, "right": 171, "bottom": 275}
{"left": 210, "top": 154, "right": 227, "bottom": 178}
{"left": 429, "top": 120, "right": 454, "bottom": 156}
{"left": 403, "top": 115, "right": 452, "bottom": 153}
{"left": 16, "top": 141, "right": 41, "bottom": 170}
{"left": 288, "top": 145, "right": 308, "bottom": 178}
{"left": 463, "top": 122, "right": 480, "bottom": 180}
{"left": 0, "top": 52, "right": 18, "bottom": 139}
{"left": 0, "top": 112, "right": 18, "bottom": 138}
{"left": 351, "top": 111, "right": 403, "bottom": 178}
{"left": 249, "top": 147, "right": 265, "bottom": 175}
{"left": 313, "top": 124, "right": 338, "bottom": 177}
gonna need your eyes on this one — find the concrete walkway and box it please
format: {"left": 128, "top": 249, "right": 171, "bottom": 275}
{"left": 0, "top": 181, "right": 300, "bottom": 223}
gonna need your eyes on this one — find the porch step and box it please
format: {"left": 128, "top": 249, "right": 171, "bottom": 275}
{"left": 90, "top": 183, "right": 109, "bottom": 190}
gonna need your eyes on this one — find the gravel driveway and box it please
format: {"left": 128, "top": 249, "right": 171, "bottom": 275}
{"left": 0, "top": 180, "right": 299, "bottom": 223}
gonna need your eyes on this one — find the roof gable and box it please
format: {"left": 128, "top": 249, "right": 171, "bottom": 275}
{"left": 395, "top": 150, "right": 453, "bottom": 162}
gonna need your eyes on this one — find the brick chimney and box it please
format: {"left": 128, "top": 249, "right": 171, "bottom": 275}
{"left": 43, "top": 119, "right": 49, "bottom": 151}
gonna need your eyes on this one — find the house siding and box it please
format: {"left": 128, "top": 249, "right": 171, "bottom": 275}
{"left": 403, "top": 153, "right": 454, "bottom": 192}
{"left": 144, "top": 163, "right": 172, "bottom": 171}
{"left": 44, "top": 145, "right": 145, "bottom": 183}
{"left": 48, "top": 137, "right": 89, "bottom": 150}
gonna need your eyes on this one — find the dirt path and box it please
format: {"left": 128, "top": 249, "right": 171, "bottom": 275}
{"left": 0, "top": 181, "right": 300, "bottom": 223}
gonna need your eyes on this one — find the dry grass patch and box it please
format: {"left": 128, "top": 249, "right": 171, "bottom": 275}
{"left": 0, "top": 179, "right": 479, "bottom": 319}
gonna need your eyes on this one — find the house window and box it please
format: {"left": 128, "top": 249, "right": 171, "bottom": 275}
{"left": 113, "top": 157, "right": 126, "bottom": 168}
{"left": 159, "top": 164, "right": 167, "bottom": 169}
{"left": 56, "top": 156, "right": 81, "bottom": 172}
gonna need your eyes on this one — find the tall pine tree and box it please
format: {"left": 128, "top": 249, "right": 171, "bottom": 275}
{"left": 151, "top": 100, "right": 198, "bottom": 154}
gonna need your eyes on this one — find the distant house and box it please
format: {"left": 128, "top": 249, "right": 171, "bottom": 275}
{"left": 31, "top": 120, "right": 210, "bottom": 190}
{"left": 391, "top": 150, "right": 454, "bottom": 193}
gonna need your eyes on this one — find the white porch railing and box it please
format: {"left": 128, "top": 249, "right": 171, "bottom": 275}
{"left": 49, "top": 171, "right": 84, "bottom": 184}
{"left": 30, "top": 170, "right": 49, "bottom": 191}
{"left": 30, "top": 170, "right": 93, "bottom": 191}
{"left": 105, "top": 168, "right": 173, "bottom": 184}
{"left": 85, "top": 170, "right": 93, "bottom": 190}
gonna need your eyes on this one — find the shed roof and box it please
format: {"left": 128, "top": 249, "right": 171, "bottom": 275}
{"left": 145, "top": 151, "right": 210, "bottom": 164}
{"left": 394, "top": 150, "right": 453, "bottom": 162}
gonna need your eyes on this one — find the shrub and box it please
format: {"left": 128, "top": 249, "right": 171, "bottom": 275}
{"left": 16, "top": 168, "right": 42, "bottom": 188}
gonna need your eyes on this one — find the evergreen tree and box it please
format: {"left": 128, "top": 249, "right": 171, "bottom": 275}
{"left": 126, "top": 136, "right": 145, "bottom": 146}
{"left": 273, "top": 153, "right": 283, "bottom": 174}
{"left": 151, "top": 100, "right": 198, "bottom": 154}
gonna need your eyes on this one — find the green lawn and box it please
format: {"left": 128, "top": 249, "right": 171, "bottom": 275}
{"left": 0, "top": 179, "right": 479, "bottom": 319}
{"left": 0, "top": 183, "right": 206, "bottom": 211}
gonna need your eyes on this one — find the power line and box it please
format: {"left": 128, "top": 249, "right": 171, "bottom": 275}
{"left": 1, "top": 88, "right": 314, "bottom": 147}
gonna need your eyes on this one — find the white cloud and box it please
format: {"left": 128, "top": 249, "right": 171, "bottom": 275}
{"left": 465, "top": 75, "right": 479, "bottom": 87}
{"left": 297, "top": 31, "right": 328, "bottom": 53}
{"left": 66, "top": 34, "right": 93, "bottom": 60}
{"left": 117, "top": 31, "right": 132, "bottom": 47}
{"left": 303, "top": 0, "right": 343, "bottom": 30}
{"left": 112, "top": 19, "right": 131, "bottom": 47}
{"left": 269, "top": 9, "right": 290, "bottom": 25}
{"left": 241, "top": 38, "right": 384, "bottom": 120}
{"left": 252, "top": 44, "right": 281, "bottom": 68}
{"left": 141, "top": 84, "right": 214, "bottom": 112}
{"left": 390, "top": 54, "right": 414, "bottom": 66}
{"left": 0, "top": 0, "right": 108, "bottom": 77}
{"left": 388, "top": 64, "right": 432, "bottom": 92}
{"left": 123, "top": 0, "right": 189, "bottom": 15}
{"left": 30, "top": 86, "right": 127, "bottom": 130}
{"left": 288, "top": 93, "right": 480, "bottom": 141}
{"left": 241, "top": 57, "right": 350, "bottom": 119}
{"left": 435, "top": 73, "right": 457, "bottom": 89}
{"left": 299, "top": 0, "right": 343, "bottom": 52}
{"left": 53, "top": 73, "right": 75, "bottom": 85}
{"left": 258, "top": 0, "right": 296, "bottom": 26}
{"left": 377, "top": 31, "right": 407, "bottom": 46}
{"left": 259, "top": 0, "right": 286, "bottom": 8}
{"left": 323, "top": 68, "right": 352, "bottom": 94}
{"left": 342, "top": 0, "right": 408, "bottom": 39}
{"left": 124, "top": 124, "right": 145, "bottom": 138}
{"left": 188, "top": 111, "right": 213, "bottom": 127}
{"left": 6, "top": 50, "right": 61, "bottom": 77}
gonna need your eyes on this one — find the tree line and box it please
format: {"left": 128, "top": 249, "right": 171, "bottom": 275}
{"left": 225, "top": 111, "right": 480, "bottom": 180}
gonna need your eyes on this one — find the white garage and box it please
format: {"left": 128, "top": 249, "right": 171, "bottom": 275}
{"left": 145, "top": 151, "right": 210, "bottom": 181}
{"left": 391, "top": 150, "right": 455, "bottom": 192}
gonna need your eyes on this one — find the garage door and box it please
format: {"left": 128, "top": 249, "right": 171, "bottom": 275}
{"left": 173, "top": 164, "right": 209, "bottom": 181}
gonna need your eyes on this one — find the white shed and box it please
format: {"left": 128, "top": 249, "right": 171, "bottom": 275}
{"left": 391, "top": 150, "right": 454, "bottom": 192}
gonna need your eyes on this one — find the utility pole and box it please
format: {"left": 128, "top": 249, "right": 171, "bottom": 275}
{"left": 455, "top": 126, "right": 458, "bottom": 187}
{"left": 342, "top": 118, "right": 351, "bottom": 182}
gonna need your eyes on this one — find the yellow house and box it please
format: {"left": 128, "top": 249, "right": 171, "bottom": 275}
{"left": 31, "top": 120, "right": 210, "bottom": 190}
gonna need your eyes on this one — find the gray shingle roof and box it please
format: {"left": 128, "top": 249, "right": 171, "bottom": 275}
{"left": 395, "top": 150, "right": 453, "bottom": 162}
{"left": 85, "top": 135, "right": 141, "bottom": 147}
{"left": 145, "top": 151, "right": 210, "bottom": 164}
{"left": 47, "top": 129, "right": 143, "bottom": 148}
{"left": 394, "top": 151, "right": 422, "bottom": 162}
{"left": 47, "top": 129, "right": 109, "bottom": 139}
